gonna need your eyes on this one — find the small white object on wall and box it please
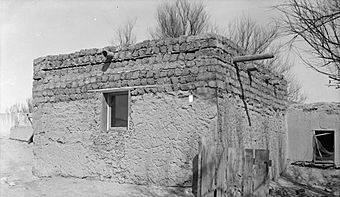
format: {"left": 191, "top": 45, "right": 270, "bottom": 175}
{"left": 189, "top": 95, "right": 194, "bottom": 103}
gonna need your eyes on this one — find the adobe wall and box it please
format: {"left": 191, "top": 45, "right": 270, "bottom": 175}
{"left": 287, "top": 102, "right": 340, "bottom": 167}
{"left": 32, "top": 34, "right": 288, "bottom": 186}
{"left": 33, "top": 91, "right": 217, "bottom": 185}
{"left": 217, "top": 95, "right": 287, "bottom": 180}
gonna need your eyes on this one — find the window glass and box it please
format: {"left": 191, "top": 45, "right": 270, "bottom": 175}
{"left": 107, "top": 92, "right": 128, "bottom": 128}
{"left": 314, "top": 130, "right": 334, "bottom": 162}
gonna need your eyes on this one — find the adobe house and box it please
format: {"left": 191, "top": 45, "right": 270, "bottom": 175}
{"left": 32, "top": 34, "right": 288, "bottom": 186}
{"left": 287, "top": 102, "right": 340, "bottom": 167}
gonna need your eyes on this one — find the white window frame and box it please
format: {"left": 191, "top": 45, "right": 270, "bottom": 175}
{"left": 313, "top": 129, "right": 335, "bottom": 164}
{"left": 104, "top": 90, "right": 130, "bottom": 130}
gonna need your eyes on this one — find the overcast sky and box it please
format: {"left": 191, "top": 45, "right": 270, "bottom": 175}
{"left": 0, "top": 0, "right": 339, "bottom": 112}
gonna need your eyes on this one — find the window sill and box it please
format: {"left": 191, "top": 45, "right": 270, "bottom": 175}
{"left": 107, "top": 127, "right": 128, "bottom": 132}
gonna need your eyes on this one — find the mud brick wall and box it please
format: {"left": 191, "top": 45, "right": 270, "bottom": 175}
{"left": 32, "top": 34, "right": 288, "bottom": 186}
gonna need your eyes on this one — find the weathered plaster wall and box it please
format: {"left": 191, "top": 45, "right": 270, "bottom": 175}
{"left": 287, "top": 102, "right": 340, "bottom": 167}
{"left": 122, "top": 91, "right": 217, "bottom": 185}
{"left": 32, "top": 34, "right": 288, "bottom": 186}
{"left": 217, "top": 94, "right": 287, "bottom": 180}
{"left": 33, "top": 95, "right": 104, "bottom": 177}
{"left": 33, "top": 91, "right": 217, "bottom": 186}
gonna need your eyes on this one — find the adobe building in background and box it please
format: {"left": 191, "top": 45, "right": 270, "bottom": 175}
{"left": 32, "top": 34, "right": 288, "bottom": 186}
{"left": 287, "top": 102, "right": 340, "bottom": 167}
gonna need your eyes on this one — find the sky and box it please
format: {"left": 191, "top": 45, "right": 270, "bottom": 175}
{"left": 0, "top": 0, "right": 339, "bottom": 112}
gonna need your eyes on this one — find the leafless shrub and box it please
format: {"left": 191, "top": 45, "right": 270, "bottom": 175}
{"left": 150, "top": 0, "right": 209, "bottom": 39}
{"left": 112, "top": 18, "right": 137, "bottom": 46}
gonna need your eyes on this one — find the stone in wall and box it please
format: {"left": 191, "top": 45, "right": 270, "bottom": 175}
{"left": 32, "top": 34, "right": 287, "bottom": 112}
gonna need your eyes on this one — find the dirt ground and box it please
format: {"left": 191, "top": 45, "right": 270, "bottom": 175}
{"left": 0, "top": 137, "right": 338, "bottom": 197}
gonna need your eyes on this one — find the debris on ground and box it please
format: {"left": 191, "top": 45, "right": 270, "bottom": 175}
{"left": 269, "top": 176, "right": 334, "bottom": 197}
{"left": 291, "top": 161, "right": 337, "bottom": 169}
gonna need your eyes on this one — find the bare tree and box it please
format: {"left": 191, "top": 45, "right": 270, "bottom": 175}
{"left": 225, "top": 16, "right": 306, "bottom": 103}
{"left": 112, "top": 18, "right": 137, "bottom": 46}
{"left": 277, "top": 0, "right": 340, "bottom": 88}
{"left": 6, "top": 98, "right": 33, "bottom": 113}
{"left": 150, "top": 0, "right": 209, "bottom": 39}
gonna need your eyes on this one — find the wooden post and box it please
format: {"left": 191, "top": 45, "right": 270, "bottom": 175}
{"left": 232, "top": 54, "right": 274, "bottom": 63}
{"left": 243, "top": 149, "right": 254, "bottom": 197}
{"left": 200, "top": 138, "right": 216, "bottom": 197}
{"left": 215, "top": 147, "right": 228, "bottom": 197}
{"left": 253, "top": 149, "right": 270, "bottom": 197}
{"left": 226, "top": 148, "right": 244, "bottom": 197}
{"left": 192, "top": 138, "right": 204, "bottom": 197}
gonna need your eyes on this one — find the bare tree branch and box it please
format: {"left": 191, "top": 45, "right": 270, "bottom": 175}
{"left": 225, "top": 15, "right": 306, "bottom": 103}
{"left": 112, "top": 18, "right": 137, "bottom": 46}
{"left": 276, "top": 0, "right": 340, "bottom": 87}
{"left": 6, "top": 98, "right": 33, "bottom": 113}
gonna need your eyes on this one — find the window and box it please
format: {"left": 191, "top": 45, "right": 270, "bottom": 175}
{"left": 105, "top": 91, "right": 129, "bottom": 129}
{"left": 313, "top": 130, "right": 334, "bottom": 163}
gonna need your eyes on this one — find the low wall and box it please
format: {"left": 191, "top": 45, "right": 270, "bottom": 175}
{"left": 0, "top": 113, "right": 15, "bottom": 138}
{"left": 0, "top": 113, "right": 31, "bottom": 138}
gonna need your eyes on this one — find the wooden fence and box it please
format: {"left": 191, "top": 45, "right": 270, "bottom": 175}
{"left": 192, "top": 139, "right": 271, "bottom": 197}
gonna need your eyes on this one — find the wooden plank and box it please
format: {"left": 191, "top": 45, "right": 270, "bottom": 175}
{"left": 335, "top": 131, "right": 340, "bottom": 168}
{"left": 88, "top": 85, "right": 159, "bottom": 93}
{"left": 192, "top": 154, "right": 199, "bottom": 197}
{"left": 226, "top": 148, "right": 243, "bottom": 197}
{"left": 215, "top": 147, "right": 228, "bottom": 197}
{"left": 233, "top": 53, "right": 274, "bottom": 63}
{"left": 226, "top": 148, "right": 234, "bottom": 196}
{"left": 200, "top": 139, "right": 216, "bottom": 197}
{"left": 192, "top": 138, "right": 203, "bottom": 197}
{"left": 242, "top": 149, "right": 254, "bottom": 197}
{"left": 253, "top": 149, "right": 270, "bottom": 197}
{"left": 235, "top": 148, "right": 244, "bottom": 197}
{"left": 101, "top": 94, "right": 108, "bottom": 132}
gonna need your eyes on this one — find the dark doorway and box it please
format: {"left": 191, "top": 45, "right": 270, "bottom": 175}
{"left": 314, "top": 130, "right": 334, "bottom": 163}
